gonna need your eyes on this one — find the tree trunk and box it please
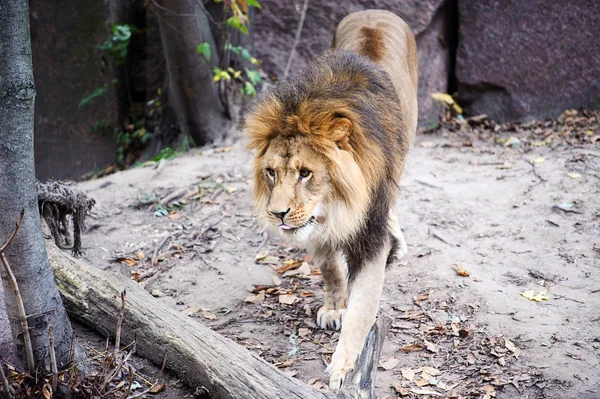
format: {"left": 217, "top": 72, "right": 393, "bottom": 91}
{"left": 153, "top": 0, "right": 233, "bottom": 148}
{"left": 0, "top": 0, "right": 84, "bottom": 373}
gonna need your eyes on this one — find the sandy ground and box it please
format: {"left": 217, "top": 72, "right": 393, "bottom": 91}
{"left": 2, "top": 118, "right": 599, "bottom": 398}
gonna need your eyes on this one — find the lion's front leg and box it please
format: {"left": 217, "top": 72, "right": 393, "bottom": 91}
{"left": 317, "top": 251, "right": 348, "bottom": 331}
{"left": 326, "top": 250, "right": 387, "bottom": 390}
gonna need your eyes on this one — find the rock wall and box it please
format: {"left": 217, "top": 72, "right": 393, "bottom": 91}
{"left": 456, "top": 0, "right": 600, "bottom": 122}
{"left": 254, "top": 0, "right": 456, "bottom": 126}
{"left": 30, "top": 0, "right": 118, "bottom": 180}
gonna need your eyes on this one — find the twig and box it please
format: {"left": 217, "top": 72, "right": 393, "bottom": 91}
{"left": 0, "top": 361, "right": 13, "bottom": 398}
{"left": 283, "top": 0, "right": 309, "bottom": 77}
{"left": 0, "top": 209, "right": 24, "bottom": 253}
{"left": 115, "top": 290, "right": 127, "bottom": 354}
{"left": 48, "top": 325, "right": 58, "bottom": 393}
{"left": 122, "top": 366, "right": 134, "bottom": 399}
{"left": 0, "top": 210, "right": 35, "bottom": 374}
{"left": 152, "top": 236, "right": 172, "bottom": 267}
{"left": 126, "top": 383, "right": 158, "bottom": 399}
{"left": 101, "top": 350, "right": 133, "bottom": 392}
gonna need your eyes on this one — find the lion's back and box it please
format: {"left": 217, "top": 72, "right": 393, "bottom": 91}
{"left": 333, "top": 10, "right": 418, "bottom": 144}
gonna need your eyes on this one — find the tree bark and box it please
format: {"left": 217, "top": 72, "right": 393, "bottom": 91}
{"left": 47, "top": 243, "right": 392, "bottom": 399}
{"left": 0, "top": 0, "right": 84, "bottom": 373}
{"left": 153, "top": 0, "right": 233, "bottom": 148}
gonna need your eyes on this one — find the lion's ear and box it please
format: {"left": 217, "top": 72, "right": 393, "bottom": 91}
{"left": 329, "top": 118, "right": 352, "bottom": 150}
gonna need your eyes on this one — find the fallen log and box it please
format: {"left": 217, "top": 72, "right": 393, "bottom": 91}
{"left": 47, "top": 243, "right": 391, "bottom": 399}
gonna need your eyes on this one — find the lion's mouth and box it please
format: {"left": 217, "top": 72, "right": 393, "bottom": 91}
{"left": 278, "top": 216, "right": 315, "bottom": 233}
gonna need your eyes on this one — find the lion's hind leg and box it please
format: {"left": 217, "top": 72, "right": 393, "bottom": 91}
{"left": 317, "top": 251, "right": 348, "bottom": 331}
{"left": 388, "top": 206, "right": 408, "bottom": 262}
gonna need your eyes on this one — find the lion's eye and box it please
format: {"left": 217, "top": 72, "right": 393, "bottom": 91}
{"left": 266, "top": 168, "right": 276, "bottom": 178}
{"left": 299, "top": 168, "right": 312, "bottom": 179}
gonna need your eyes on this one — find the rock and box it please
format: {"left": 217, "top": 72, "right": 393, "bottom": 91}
{"left": 30, "top": 0, "right": 118, "bottom": 180}
{"left": 254, "top": 0, "right": 455, "bottom": 126}
{"left": 456, "top": 0, "right": 600, "bottom": 122}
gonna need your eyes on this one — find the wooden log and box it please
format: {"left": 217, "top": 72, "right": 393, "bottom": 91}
{"left": 47, "top": 243, "right": 391, "bottom": 399}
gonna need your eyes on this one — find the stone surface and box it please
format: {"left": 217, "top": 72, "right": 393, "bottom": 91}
{"left": 30, "top": 0, "right": 118, "bottom": 180}
{"left": 456, "top": 0, "right": 600, "bottom": 122}
{"left": 254, "top": 0, "right": 454, "bottom": 126}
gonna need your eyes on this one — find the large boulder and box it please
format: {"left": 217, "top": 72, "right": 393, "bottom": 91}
{"left": 456, "top": 0, "right": 600, "bottom": 122}
{"left": 254, "top": 0, "right": 455, "bottom": 126}
{"left": 30, "top": 0, "right": 118, "bottom": 180}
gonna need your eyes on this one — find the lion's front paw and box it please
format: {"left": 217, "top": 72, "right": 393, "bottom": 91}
{"left": 317, "top": 306, "right": 346, "bottom": 331}
{"left": 326, "top": 350, "right": 354, "bottom": 390}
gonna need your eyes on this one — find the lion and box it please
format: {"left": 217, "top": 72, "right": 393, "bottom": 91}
{"left": 245, "top": 10, "right": 418, "bottom": 389}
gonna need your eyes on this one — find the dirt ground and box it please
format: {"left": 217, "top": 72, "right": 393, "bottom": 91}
{"left": 2, "top": 113, "right": 599, "bottom": 398}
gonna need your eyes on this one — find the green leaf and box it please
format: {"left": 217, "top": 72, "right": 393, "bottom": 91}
{"left": 196, "top": 42, "right": 211, "bottom": 61}
{"left": 240, "top": 48, "right": 251, "bottom": 60}
{"left": 243, "top": 81, "right": 256, "bottom": 97}
{"left": 245, "top": 0, "right": 262, "bottom": 9}
{"left": 245, "top": 68, "right": 262, "bottom": 85}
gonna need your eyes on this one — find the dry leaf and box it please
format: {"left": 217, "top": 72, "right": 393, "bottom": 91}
{"left": 254, "top": 249, "right": 269, "bottom": 260}
{"left": 414, "top": 378, "right": 429, "bottom": 387}
{"left": 274, "top": 359, "right": 294, "bottom": 368}
{"left": 257, "top": 255, "right": 281, "bottom": 265}
{"left": 494, "top": 162, "right": 514, "bottom": 169}
{"left": 482, "top": 384, "right": 496, "bottom": 397}
{"left": 283, "top": 261, "right": 311, "bottom": 277}
{"left": 181, "top": 307, "right": 202, "bottom": 316}
{"left": 532, "top": 157, "right": 546, "bottom": 164}
{"left": 245, "top": 292, "right": 265, "bottom": 303}
{"left": 272, "top": 275, "right": 281, "bottom": 286}
{"left": 298, "top": 328, "right": 311, "bottom": 338}
{"left": 42, "top": 383, "right": 52, "bottom": 399}
{"left": 121, "top": 257, "right": 138, "bottom": 266}
{"left": 414, "top": 293, "right": 430, "bottom": 303}
{"left": 214, "top": 145, "right": 234, "bottom": 153}
{"left": 392, "top": 382, "right": 409, "bottom": 396}
{"left": 401, "top": 343, "right": 424, "bottom": 353}
{"left": 149, "top": 384, "right": 166, "bottom": 393}
{"left": 419, "top": 366, "right": 440, "bottom": 376}
{"left": 424, "top": 340, "right": 439, "bottom": 353}
{"left": 409, "top": 388, "right": 442, "bottom": 396}
{"left": 567, "top": 172, "right": 582, "bottom": 179}
{"left": 452, "top": 263, "right": 471, "bottom": 277}
{"left": 504, "top": 338, "right": 520, "bottom": 358}
{"left": 135, "top": 251, "right": 145, "bottom": 259}
{"left": 275, "top": 260, "right": 303, "bottom": 273}
{"left": 520, "top": 290, "right": 549, "bottom": 302}
{"left": 378, "top": 357, "right": 400, "bottom": 371}
{"left": 401, "top": 368, "right": 416, "bottom": 381}
{"left": 279, "top": 294, "right": 299, "bottom": 305}
{"left": 202, "top": 311, "right": 217, "bottom": 320}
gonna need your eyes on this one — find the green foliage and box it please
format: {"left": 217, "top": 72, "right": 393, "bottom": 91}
{"left": 78, "top": 79, "right": 117, "bottom": 108}
{"left": 148, "top": 147, "right": 178, "bottom": 163}
{"left": 114, "top": 122, "right": 153, "bottom": 163}
{"left": 91, "top": 119, "right": 111, "bottom": 132}
{"left": 196, "top": 42, "right": 212, "bottom": 61}
{"left": 97, "top": 23, "right": 138, "bottom": 66}
{"left": 154, "top": 201, "right": 184, "bottom": 217}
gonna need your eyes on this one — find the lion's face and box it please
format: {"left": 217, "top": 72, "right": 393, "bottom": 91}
{"left": 256, "top": 135, "right": 332, "bottom": 242}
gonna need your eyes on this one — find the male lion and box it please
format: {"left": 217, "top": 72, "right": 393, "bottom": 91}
{"left": 246, "top": 10, "right": 418, "bottom": 389}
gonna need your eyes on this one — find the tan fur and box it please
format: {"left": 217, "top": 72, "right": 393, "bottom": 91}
{"left": 246, "top": 9, "right": 418, "bottom": 389}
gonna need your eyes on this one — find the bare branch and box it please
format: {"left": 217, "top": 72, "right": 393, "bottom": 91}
{"left": 0, "top": 209, "right": 23, "bottom": 253}
{"left": 115, "top": 290, "right": 127, "bottom": 354}
{"left": 48, "top": 325, "right": 58, "bottom": 392}
{"left": 0, "top": 210, "right": 34, "bottom": 374}
{"left": 284, "top": 0, "right": 310, "bottom": 77}
{"left": 0, "top": 361, "right": 14, "bottom": 399}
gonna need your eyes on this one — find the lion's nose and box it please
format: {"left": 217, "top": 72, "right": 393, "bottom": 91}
{"left": 269, "top": 208, "right": 290, "bottom": 221}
